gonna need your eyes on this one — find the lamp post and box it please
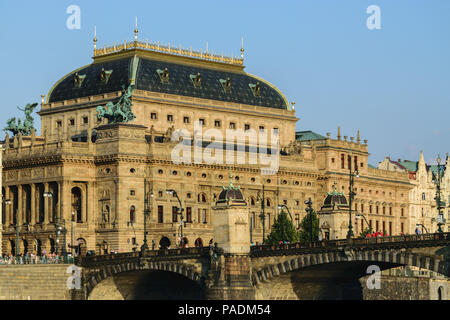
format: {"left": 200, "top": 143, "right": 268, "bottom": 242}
{"left": 355, "top": 213, "right": 372, "bottom": 234}
{"left": 416, "top": 223, "right": 429, "bottom": 234}
{"left": 141, "top": 180, "right": 153, "bottom": 252}
{"left": 55, "top": 218, "right": 67, "bottom": 259}
{"left": 166, "top": 189, "right": 184, "bottom": 247}
{"left": 434, "top": 155, "right": 446, "bottom": 233}
{"left": 347, "top": 156, "right": 359, "bottom": 239}
{"left": 277, "top": 204, "right": 293, "bottom": 221}
{"left": 304, "top": 198, "right": 313, "bottom": 243}
{"left": 256, "top": 184, "right": 266, "bottom": 243}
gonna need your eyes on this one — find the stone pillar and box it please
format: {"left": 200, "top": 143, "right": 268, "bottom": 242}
{"left": 17, "top": 185, "right": 22, "bottom": 226}
{"left": 82, "top": 185, "right": 87, "bottom": 223}
{"left": 4, "top": 186, "right": 10, "bottom": 226}
{"left": 44, "top": 183, "right": 49, "bottom": 224}
{"left": 206, "top": 184, "right": 255, "bottom": 300}
{"left": 57, "top": 182, "right": 62, "bottom": 221}
{"left": 30, "top": 184, "right": 36, "bottom": 225}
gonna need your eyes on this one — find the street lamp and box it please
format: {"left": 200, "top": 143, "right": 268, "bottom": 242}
{"left": 434, "top": 155, "right": 446, "bottom": 233}
{"left": 256, "top": 184, "right": 266, "bottom": 243}
{"left": 277, "top": 204, "right": 293, "bottom": 221}
{"left": 166, "top": 189, "right": 184, "bottom": 247}
{"left": 355, "top": 213, "right": 372, "bottom": 234}
{"left": 416, "top": 223, "right": 429, "bottom": 234}
{"left": 304, "top": 198, "right": 313, "bottom": 243}
{"left": 141, "top": 180, "right": 153, "bottom": 252}
{"left": 55, "top": 218, "right": 67, "bottom": 259}
{"left": 347, "top": 156, "right": 359, "bottom": 239}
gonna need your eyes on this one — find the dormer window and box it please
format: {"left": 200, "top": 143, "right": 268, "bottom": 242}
{"left": 100, "top": 68, "right": 113, "bottom": 84}
{"left": 73, "top": 73, "right": 86, "bottom": 88}
{"left": 157, "top": 68, "right": 170, "bottom": 84}
{"left": 190, "top": 73, "right": 202, "bottom": 88}
{"left": 249, "top": 82, "right": 261, "bottom": 97}
{"left": 219, "top": 78, "right": 231, "bottom": 93}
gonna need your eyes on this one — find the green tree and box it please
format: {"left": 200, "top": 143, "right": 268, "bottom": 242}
{"left": 299, "top": 210, "right": 320, "bottom": 242}
{"left": 265, "top": 210, "right": 300, "bottom": 244}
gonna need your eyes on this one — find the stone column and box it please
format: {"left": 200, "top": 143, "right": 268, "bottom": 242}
{"left": 4, "top": 186, "right": 10, "bottom": 226}
{"left": 30, "top": 184, "right": 36, "bottom": 225}
{"left": 44, "top": 183, "right": 49, "bottom": 224}
{"left": 82, "top": 185, "right": 87, "bottom": 223}
{"left": 57, "top": 182, "right": 62, "bottom": 221}
{"left": 17, "top": 185, "right": 22, "bottom": 226}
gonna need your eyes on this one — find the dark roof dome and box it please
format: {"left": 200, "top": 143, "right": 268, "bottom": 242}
{"left": 321, "top": 185, "right": 349, "bottom": 211}
{"left": 216, "top": 180, "right": 246, "bottom": 206}
{"left": 47, "top": 48, "right": 289, "bottom": 110}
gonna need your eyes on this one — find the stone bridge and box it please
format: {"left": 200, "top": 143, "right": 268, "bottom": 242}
{"left": 74, "top": 232, "right": 450, "bottom": 300}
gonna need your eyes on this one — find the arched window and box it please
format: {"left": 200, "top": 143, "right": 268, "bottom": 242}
{"left": 198, "top": 193, "right": 207, "bottom": 203}
{"left": 266, "top": 198, "right": 271, "bottom": 207}
{"left": 422, "top": 193, "right": 426, "bottom": 201}
{"left": 438, "top": 286, "right": 443, "bottom": 300}
{"left": 130, "top": 205, "right": 136, "bottom": 223}
{"left": 250, "top": 197, "right": 256, "bottom": 206}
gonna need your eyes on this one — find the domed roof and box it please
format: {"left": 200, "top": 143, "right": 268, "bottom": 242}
{"left": 321, "top": 185, "right": 349, "bottom": 211}
{"left": 47, "top": 51, "right": 289, "bottom": 110}
{"left": 216, "top": 180, "right": 246, "bottom": 206}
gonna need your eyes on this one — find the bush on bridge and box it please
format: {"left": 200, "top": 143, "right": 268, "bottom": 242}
{"left": 265, "top": 210, "right": 300, "bottom": 244}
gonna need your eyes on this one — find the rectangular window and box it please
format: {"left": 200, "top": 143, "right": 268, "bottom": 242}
{"left": 82, "top": 116, "right": 88, "bottom": 124}
{"left": 389, "top": 222, "right": 392, "bottom": 235}
{"left": 151, "top": 112, "right": 157, "bottom": 120}
{"left": 361, "top": 204, "right": 364, "bottom": 213}
{"left": 389, "top": 207, "right": 392, "bottom": 215}
{"left": 259, "top": 126, "right": 265, "bottom": 132}
{"left": 354, "top": 156, "right": 358, "bottom": 171}
{"left": 186, "top": 207, "right": 192, "bottom": 223}
{"left": 348, "top": 155, "right": 352, "bottom": 170}
{"left": 56, "top": 121, "right": 62, "bottom": 128}
{"left": 376, "top": 206, "right": 379, "bottom": 214}
{"left": 172, "top": 206, "right": 178, "bottom": 222}
{"left": 401, "top": 208, "right": 404, "bottom": 217}
{"left": 202, "top": 209, "right": 207, "bottom": 224}
{"left": 214, "top": 120, "right": 221, "bottom": 128}
{"left": 376, "top": 220, "right": 379, "bottom": 231}
{"left": 199, "top": 118, "right": 205, "bottom": 126}
{"left": 167, "top": 114, "right": 173, "bottom": 122}
{"left": 158, "top": 206, "right": 164, "bottom": 223}
{"left": 229, "top": 122, "right": 236, "bottom": 129}
{"left": 382, "top": 221, "right": 386, "bottom": 233}
{"left": 369, "top": 205, "right": 372, "bottom": 214}
{"left": 341, "top": 154, "right": 345, "bottom": 169}
{"left": 183, "top": 116, "right": 190, "bottom": 124}
{"left": 295, "top": 214, "right": 299, "bottom": 229}
{"left": 401, "top": 222, "right": 404, "bottom": 234}
{"left": 245, "top": 124, "right": 250, "bottom": 131}
{"left": 69, "top": 119, "right": 75, "bottom": 126}
{"left": 383, "top": 207, "right": 386, "bottom": 215}
{"left": 369, "top": 220, "right": 372, "bottom": 228}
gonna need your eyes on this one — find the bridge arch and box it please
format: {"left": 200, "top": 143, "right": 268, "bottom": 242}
{"left": 84, "top": 259, "right": 203, "bottom": 299}
{"left": 251, "top": 250, "right": 448, "bottom": 286}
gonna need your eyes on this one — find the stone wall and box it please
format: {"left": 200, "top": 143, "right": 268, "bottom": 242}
{"left": 0, "top": 265, "right": 73, "bottom": 300}
{"left": 360, "top": 275, "right": 450, "bottom": 300}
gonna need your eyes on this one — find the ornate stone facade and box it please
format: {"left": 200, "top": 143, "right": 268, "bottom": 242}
{"left": 378, "top": 152, "right": 449, "bottom": 233}
{"left": 1, "top": 37, "right": 418, "bottom": 255}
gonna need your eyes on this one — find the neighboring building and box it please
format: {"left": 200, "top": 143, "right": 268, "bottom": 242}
{"left": 378, "top": 152, "right": 449, "bottom": 233}
{"left": 1, "top": 32, "right": 416, "bottom": 255}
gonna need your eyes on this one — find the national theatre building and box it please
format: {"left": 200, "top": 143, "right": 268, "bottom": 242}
{"left": 1, "top": 29, "right": 446, "bottom": 256}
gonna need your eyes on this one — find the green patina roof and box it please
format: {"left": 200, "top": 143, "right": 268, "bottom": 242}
{"left": 398, "top": 160, "right": 418, "bottom": 172}
{"left": 295, "top": 131, "right": 327, "bottom": 142}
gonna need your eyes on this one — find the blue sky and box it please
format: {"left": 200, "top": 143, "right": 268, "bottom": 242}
{"left": 0, "top": 0, "right": 449, "bottom": 165}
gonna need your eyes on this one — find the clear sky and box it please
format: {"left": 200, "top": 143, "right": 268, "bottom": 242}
{"left": 0, "top": 0, "right": 449, "bottom": 165}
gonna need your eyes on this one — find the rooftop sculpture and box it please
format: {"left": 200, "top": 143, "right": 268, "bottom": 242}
{"left": 4, "top": 103, "right": 38, "bottom": 136}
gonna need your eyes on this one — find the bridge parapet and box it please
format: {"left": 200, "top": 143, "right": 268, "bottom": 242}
{"left": 250, "top": 232, "right": 450, "bottom": 258}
